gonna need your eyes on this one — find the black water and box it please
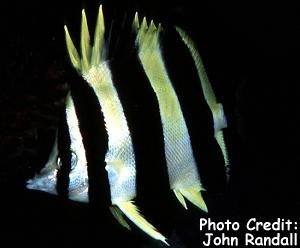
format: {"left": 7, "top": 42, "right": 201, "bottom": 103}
{"left": 1, "top": 1, "right": 299, "bottom": 247}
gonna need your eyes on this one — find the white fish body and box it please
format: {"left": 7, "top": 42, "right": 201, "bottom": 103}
{"left": 65, "top": 93, "right": 89, "bottom": 202}
{"left": 64, "top": 6, "right": 167, "bottom": 244}
{"left": 133, "top": 14, "right": 207, "bottom": 212}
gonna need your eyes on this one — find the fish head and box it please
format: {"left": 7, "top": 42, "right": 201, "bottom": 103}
{"left": 26, "top": 161, "right": 58, "bottom": 195}
{"left": 26, "top": 131, "right": 59, "bottom": 195}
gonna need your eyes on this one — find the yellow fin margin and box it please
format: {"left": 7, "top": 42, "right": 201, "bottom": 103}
{"left": 116, "top": 201, "right": 169, "bottom": 245}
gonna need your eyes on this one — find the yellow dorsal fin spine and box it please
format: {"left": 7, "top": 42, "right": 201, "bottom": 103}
{"left": 91, "top": 5, "right": 105, "bottom": 66}
{"left": 80, "top": 9, "right": 91, "bottom": 74}
{"left": 64, "top": 25, "right": 81, "bottom": 71}
{"left": 132, "top": 12, "right": 140, "bottom": 31}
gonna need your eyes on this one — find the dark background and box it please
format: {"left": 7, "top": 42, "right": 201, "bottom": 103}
{"left": 1, "top": 1, "right": 299, "bottom": 247}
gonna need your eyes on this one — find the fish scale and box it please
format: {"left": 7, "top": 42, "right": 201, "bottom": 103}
{"left": 65, "top": 93, "right": 89, "bottom": 201}
{"left": 83, "top": 64, "right": 136, "bottom": 203}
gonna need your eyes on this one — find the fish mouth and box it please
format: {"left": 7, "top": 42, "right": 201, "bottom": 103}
{"left": 26, "top": 171, "right": 58, "bottom": 194}
{"left": 26, "top": 179, "right": 57, "bottom": 195}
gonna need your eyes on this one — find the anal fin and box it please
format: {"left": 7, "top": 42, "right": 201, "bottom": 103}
{"left": 173, "top": 189, "right": 187, "bottom": 210}
{"left": 115, "top": 201, "right": 169, "bottom": 245}
{"left": 176, "top": 187, "right": 208, "bottom": 213}
{"left": 110, "top": 205, "right": 131, "bottom": 230}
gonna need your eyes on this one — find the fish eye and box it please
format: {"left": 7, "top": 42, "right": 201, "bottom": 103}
{"left": 56, "top": 152, "right": 77, "bottom": 170}
{"left": 56, "top": 156, "right": 62, "bottom": 169}
{"left": 70, "top": 151, "right": 78, "bottom": 170}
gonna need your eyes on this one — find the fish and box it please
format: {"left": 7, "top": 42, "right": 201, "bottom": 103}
{"left": 133, "top": 14, "right": 208, "bottom": 212}
{"left": 26, "top": 92, "right": 89, "bottom": 202}
{"left": 64, "top": 5, "right": 168, "bottom": 245}
{"left": 175, "top": 27, "right": 230, "bottom": 180}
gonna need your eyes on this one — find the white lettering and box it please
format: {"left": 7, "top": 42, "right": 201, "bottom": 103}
{"left": 200, "top": 218, "right": 240, "bottom": 231}
{"left": 200, "top": 218, "right": 207, "bottom": 231}
{"left": 246, "top": 218, "right": 256, "bottom": 231}
{"left": 203, "top": 233, "right": 213, "bottom": 246}
{"left": 245, "top": 233, "right": 254, "bottom": 246}
{"left": 203, "top": 233, "right": 238, "bottom": 246}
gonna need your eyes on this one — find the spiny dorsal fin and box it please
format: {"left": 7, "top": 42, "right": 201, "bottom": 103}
{"left": 65, "top": 5, "right": 105, "bottom": 74}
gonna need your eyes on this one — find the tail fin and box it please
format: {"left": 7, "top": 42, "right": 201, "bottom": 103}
{"left": 115, "top": 201, "right": 169, "bottom": 245}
